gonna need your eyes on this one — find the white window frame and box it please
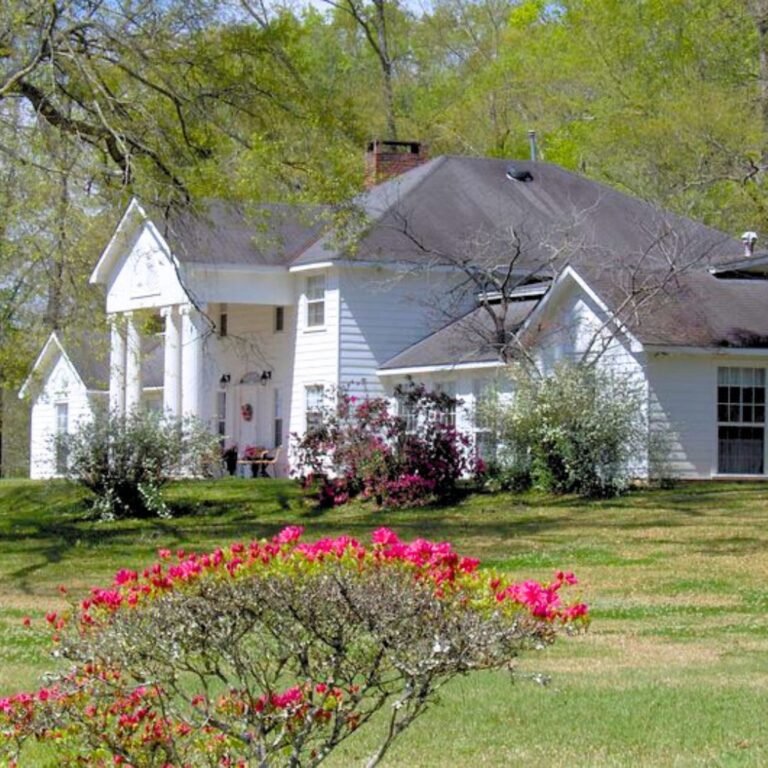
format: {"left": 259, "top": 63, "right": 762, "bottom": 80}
{"left": 472, "top": 378, "right": 497, "bottom": 462}
{"left": 306, "top": 275, "right": 326, "bottom": 329}
{"left": 55, "top": 401, "right": 69, "bottom": 475}
{"left": 397, "top": 393, "right": 418, "bottom": 434}
{"left": 274, "top": 388, "right": 284, "bottom": 447}
{"left": 434, "top": 380, "right": 457, "bottom": 429}
{"left": 216, "top": 388, "right": 227, "bottom": 439}
{"left": 305, "top": 385, "right": 324, "bottom": 431}
{"left": 717, "top": 366, "right": 766, "bottom": 475}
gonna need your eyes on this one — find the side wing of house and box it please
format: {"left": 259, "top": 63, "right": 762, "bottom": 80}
{"left": 27, "top": 350, "right": 97, "bottom": 479}
{"left": 646, "top": 350, "right": 768, "bottom": 479}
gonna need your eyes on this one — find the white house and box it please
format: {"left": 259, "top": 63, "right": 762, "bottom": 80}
{"left": 23, "top": 141, "right": 768, "bottom": 479}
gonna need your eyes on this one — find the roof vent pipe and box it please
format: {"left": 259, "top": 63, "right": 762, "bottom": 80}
{"left": 742, "top": 231, "right": 758, "bottom": 258}
{"left": 528, "top": 130, "right": 538, "bottom": 162}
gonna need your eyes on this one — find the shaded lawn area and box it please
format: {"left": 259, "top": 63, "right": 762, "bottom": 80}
{"left": 2, "top": 478, "right": 768, "bottom": 766}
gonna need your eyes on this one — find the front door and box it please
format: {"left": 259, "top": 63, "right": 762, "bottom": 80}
{"left": 236, "top": 384, "right": 261, "bottom": 453}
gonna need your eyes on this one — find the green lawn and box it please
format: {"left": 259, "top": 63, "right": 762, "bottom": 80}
{"left": 2, "top": 478, "right": 768, "bottom": 766}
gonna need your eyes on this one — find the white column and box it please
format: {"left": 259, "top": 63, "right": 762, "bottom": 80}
{"left": 180, "top": 304, "right": 203, "bottom": 419}
{"left": 109, "top": 314, "right": 126, "bottom": 416}
{"left": 161, "top": 306, "right": 181, "bottom": 417}
{"left": 124, "top": 311, "right": 142, "bottom": 413}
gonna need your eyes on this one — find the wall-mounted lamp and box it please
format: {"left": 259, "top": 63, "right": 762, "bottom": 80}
{"left": 260, "top": 371, "right": 272, "bottom": 386}
{"left": 220, "top": 374, "right": 231, "bottom": 386}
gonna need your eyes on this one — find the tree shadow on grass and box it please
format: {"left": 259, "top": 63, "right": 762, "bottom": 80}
{"left": 5, "top": 478, "right": 768, "bottom": 595}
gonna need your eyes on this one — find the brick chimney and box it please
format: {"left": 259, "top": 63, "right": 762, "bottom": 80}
{"left": 365, "top": 140, "right": 429, "bottom": 187}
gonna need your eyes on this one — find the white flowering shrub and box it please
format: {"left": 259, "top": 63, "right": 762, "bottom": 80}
{"left": 62, "top": 408, "right": 221, "bottom": 519}
{"left": 487, "top": 363, "right": 650, "bottom": 497}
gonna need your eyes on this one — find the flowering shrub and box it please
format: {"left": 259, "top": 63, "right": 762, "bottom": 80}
{"left": 481, "top": 363, "right": 652, "bottom": 497}
{"left": 292, "top": 384, "right": 476, "bottom": 508}
{"left": 1, "top": 527, "right": 586, "bottom": 767}
{"left": 63, "top": 408, "right": 221, "bottom": 519}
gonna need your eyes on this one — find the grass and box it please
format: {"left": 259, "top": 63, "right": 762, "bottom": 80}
{"left": 2, "top": 478, "right": 768, "bottom": 765}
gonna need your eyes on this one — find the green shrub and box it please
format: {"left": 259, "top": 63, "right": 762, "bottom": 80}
{"left": 485, "top": 363, "right": 649, "bottom": 497}
{"left": 61, "top": 408, "right": 220, "bottom": 519}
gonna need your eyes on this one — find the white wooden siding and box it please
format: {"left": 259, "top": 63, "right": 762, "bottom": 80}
{"left": 646, "top": 353, "right": 768, "bottom": 479}
{"left": 288, "top": 268, "right": 340, "bottom": 468}
{"left": 338, "top": 266, "right": 469, "bottom": 397}
{"left": 29, "top": 355, "right": 94, "bottom": 479}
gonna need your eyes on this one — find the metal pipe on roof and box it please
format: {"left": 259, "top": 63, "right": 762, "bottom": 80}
{"left": 528, "top": 130, "right": 538, "bottom": 162}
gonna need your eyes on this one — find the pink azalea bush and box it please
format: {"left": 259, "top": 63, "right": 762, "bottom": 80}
{"left": 0, "top": 527, "right": 587, "bottom": 767}
{"left": 293, "top": 384, "right": 481, "bottom": 508}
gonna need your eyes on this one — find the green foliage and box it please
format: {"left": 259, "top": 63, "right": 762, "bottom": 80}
{"left": 63, "top": 409, "right": 221, "bottom": 520}
{"left": 487, "top": 363, "right": 649, "bottom": 497}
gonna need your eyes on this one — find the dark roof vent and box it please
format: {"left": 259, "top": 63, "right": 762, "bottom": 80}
{"left": 506, "top": 165, "right": 533, "bottom": 183}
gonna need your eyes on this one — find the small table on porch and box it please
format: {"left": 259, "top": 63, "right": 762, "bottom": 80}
{"left": 237, "top": 447, "right": 274, "bottom": 478}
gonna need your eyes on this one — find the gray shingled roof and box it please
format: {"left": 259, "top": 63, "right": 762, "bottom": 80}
{"left": 143, "top": 157, "right": 768, "bottom": 354}
{"left": 150, "top": 201, "right": 329, "bottom": 267}
{"left": 297, "top": 157, "right": 741, "bottom": 271}
{"left": 380, "top": 299, "right": 540, "bottom": 370}
{"left": 61, "top": 333, "right": 164, "bottom": 391}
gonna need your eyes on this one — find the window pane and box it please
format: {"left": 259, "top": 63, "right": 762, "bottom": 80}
{"left": 718, "top": 426, "right": 764, "bottom": 474}
{"left": 306, "top": 386, "right": 323, "bottom": 409}
{"left": 307, "top": 276, "right": 325, "bottom": 300}
{"left": 308, "top": 301, "right": 325, "bottom": 327}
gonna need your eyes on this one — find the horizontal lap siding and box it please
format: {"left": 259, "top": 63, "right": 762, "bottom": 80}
{"left": 339, "top": 268, "right": 468, "bottom": 397}
{"left": 289, "top": 270, "right": 340, "bottom": 446}
{"left": 646, "top": 354, "right": 768, "bottom": 479}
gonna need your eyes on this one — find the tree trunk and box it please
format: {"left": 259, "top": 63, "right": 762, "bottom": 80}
{"left": 374, "top": 0, "right": 397, "bottom": 140}
{"left": 44, "top": 162, "right": 70, "bottom": 331}
{"left": 751, "top": 1, "right": 768, "bottom": 166}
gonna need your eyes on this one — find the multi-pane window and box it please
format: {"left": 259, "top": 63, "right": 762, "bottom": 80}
{"left": 275, "top": 306, "right": 285, "bottom": 333}
{"left": 55, "top": 402, "right": 69, "bottom": 475}
{"left": 306, "top": 385, "right": 324, "bottom": 431}
{"left": 216, "top": 389, "right": 227, "bottom": 438}
{"left": 274, "top": 389, "right": 284, "bottom": 447}
{"left": 472, "top": 378, "right": 497, "bottom": 461}
{"left": 434, "top": 381, "right": 456, "bottom": 429}
{"left": 717, "top": 367, "right": 766, "bottom": 475}
{"left": 306, "top": 276, "right": 325, "bottom": 328}
{"left": 397, "top": 394, "right": 418, "bottom": 433}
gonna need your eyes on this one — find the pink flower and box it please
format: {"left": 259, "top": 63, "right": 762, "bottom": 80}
{"left": 157, "top": 549, "right": 171, "bottom": 560}
{"left": 372, "top": 527, "right": 399, "bottom": 546}
{"left": 22, "top": 616, "right": 31, "bottom": 627}
{"left": 114, "top": 569, "right": 138, "bottom": 586}
{"left": 275, "top": 526, "right": 304, "bottom": 545}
